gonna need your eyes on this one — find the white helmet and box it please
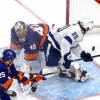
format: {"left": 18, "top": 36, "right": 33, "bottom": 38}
{"left": 78, "top": 19, "right": 94, "bottom": 33}
{"left": 14, "top": 21, "right": 27, "bottom": 38}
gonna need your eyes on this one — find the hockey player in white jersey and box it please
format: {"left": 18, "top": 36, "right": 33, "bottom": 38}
{"left": 43, "top": 19, "right": 94, "bottom": 82}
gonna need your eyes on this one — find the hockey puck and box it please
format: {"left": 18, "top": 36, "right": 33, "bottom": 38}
{"left": 92, "top": 46, "right": 95, "bottom": 51}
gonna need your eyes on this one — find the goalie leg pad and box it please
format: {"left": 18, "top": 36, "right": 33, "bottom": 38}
{"left": 69, "top": 62, "right": 90, "bottom": 82}
{"left": 69, "top": 63, "right": 81, "bottom": 81}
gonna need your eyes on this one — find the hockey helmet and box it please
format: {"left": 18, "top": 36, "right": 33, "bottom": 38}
{"left": 3, "top": 49, "right": 16, "bottom": 60}
{"left": 78, "top": 19, "right": 94, "bottom": 33}
{"left": 14, "top": 21, "right": 27, "bottom": 38}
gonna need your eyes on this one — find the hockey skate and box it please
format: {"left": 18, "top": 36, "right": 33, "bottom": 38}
{"left": 78, "top": 70, "right": 90, "bottom": 82}
{"left": 31, "top": 81, "right": 38, "bottom": 92}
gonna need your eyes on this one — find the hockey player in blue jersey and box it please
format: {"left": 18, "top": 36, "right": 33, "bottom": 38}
{"left": 0, "top": 49, "right": 45, "bottom": 100}
{"left": 10, "top": 21, "right": 49, "bottom": 73}
{"left": 43, "top": 19, "right": 94, "bottom": 82}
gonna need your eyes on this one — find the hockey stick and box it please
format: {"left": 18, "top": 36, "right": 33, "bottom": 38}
{"left": 40, "top": 54, "right": 100, "bottom": 77}
{"left": 57, "top": 20, "right": 100, "bottom": 33}
{"left": 57, "top": 21, "right": 84, "bottom": 32}
{"left": 18, "top": 54, "right": 100, "bottom": 93}
{"left": 72, "top": 54, "right": 100, "bottom": 62}
{"left": 57, "top": 25, "right": 70, "bottom": 32}
{"left": 57, "top": 23, "right": 78, "bottom": 32}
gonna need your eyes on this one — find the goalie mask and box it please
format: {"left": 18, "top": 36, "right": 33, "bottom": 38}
{"left": 78, "top": 19, "right": 94, "bottom": 34}
{"left": 14, "top": 21, "right": 27, "bottom": 38}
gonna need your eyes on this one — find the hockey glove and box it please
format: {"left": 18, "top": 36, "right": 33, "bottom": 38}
{"left": 30, "top": 73, "right": 46, "bottom": 82}
{"left": 80, "top": 51, "right": 93, "bottom": 62}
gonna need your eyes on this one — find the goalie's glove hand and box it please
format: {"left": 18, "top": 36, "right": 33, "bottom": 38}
{"left": 80, "top": 51, "right": 93, "bottom": 62}
{"left": 30, "top": 73, "right": 46, "bottom": 82}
